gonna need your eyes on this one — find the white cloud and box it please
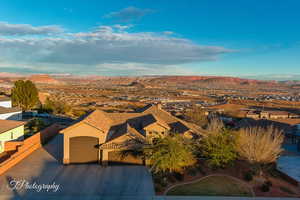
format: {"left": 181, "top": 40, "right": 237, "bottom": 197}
{"left": 163, "top": 31, "right": 174, "bottom": 35}
{"left": 94, "top": 63, "right": 193, "bottom": 75}
{"left": 0, "top": 22, "right": 63, "bottom": 36}
{"left": 104, "top": 7, "right": 154, "bottom": 22}
{"left": 0, "top": 24, "right": 232, "bottom": 75}
{"left": 113, "top": 24, "right": 132, "bottom": 31}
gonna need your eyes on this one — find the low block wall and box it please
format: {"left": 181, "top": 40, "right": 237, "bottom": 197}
{"left": 4, "top": 141, "right": 23, "bottom": 152}
{"left": 0, "top": 123, "right": 63, "bottom": 176}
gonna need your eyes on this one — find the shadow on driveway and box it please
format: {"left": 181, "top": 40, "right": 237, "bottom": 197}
{"left": 0, "top": 135, "right": 155, "bottom": 200}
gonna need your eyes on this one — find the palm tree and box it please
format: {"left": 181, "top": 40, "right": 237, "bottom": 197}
{"left": 120, "top": 134, "right": 196, "bottom": 174}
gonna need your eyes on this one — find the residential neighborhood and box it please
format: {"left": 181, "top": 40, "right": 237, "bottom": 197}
{"left": 0, "top": 79, "right": 300, "bottom": 199}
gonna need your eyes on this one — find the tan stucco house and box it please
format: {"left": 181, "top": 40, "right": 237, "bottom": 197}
{"left": 269, "top": 111, "right": 290, "bottom": 119}
{"left": 61, "top": 104, "right": 202, "bottom": 165}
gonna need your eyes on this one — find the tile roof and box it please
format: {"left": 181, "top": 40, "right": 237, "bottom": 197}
{"left": 140, "top": 104, "right": 203, "bottom": 133}
{"left": 268, "top": 111, "right": 290, "bottom": 115}
{"left": 62, "top": 104, "right": 204, "bottom": 142}
{"left": 0, "top": 119, "right": 25, "bottom": 134}
{"left": 83, "top": 109, "right": 113, "bottom": 133}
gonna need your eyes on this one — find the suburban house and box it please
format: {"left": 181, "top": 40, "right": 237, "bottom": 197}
{"left": 61, "top": 104, "right": 202, "bottom": 165}
{"left": 269, "top": 111, "right": 290, "bottom": 119}
{"left": 260, "top": 111, "right": 270, "bottom": 119}
{"left": 0, "top": 97, "right": 22, "bottom": 121}
{"left": 246, "top": 109, "right": 298, "bottom": 120}
{"left": 0, "top": 119, "right": 25, "bottom": 153}
{"left": 246, "top": 110, "right": 260, "bottom": 119}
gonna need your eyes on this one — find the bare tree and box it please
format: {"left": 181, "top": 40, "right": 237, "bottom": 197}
{"left": 236, "top": 125, "right": 284, "bottom": 175}
{"left": 185, "top": 105, "right": 208, "bottom": 127}
{"left": 206, "top": 117, "right": 224, "bottom": 134}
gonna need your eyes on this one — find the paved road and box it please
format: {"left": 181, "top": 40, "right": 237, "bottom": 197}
{"left": 0, "top": 135, "right": 154, "bottom": 200}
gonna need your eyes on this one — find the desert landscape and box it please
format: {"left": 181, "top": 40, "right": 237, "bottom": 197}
{"left": 0, "top": 1, "right": 300, "bottom": 199}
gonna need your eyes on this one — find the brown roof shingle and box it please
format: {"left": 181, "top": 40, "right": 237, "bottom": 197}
{"left": 83, "top": 110, "right": 113, "bottom": 133}
{"left": 62, "top": 104, "right": 204, "bottom": 142}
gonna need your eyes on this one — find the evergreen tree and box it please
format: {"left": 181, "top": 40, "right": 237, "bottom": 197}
{"left": 121, "top": 134, "right": 196, "bottom": 173}
{"left": 11, "top": 80, "right": 39, "bottom": 110}
{"left": 147, "top": 135, "right": 196, "bottom": 173}
{"left": 200, "top": 128, "right": 237, "bottom": 168}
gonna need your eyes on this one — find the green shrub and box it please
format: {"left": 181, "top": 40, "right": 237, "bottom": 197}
{"left": 26, "top": 118, "right": 46, "bottom": 133}
{"left": 42, "top": 97, "right": 71, "bottom": 115}
{"left": 201, "top": 128, "right": 237, "bottom": 168}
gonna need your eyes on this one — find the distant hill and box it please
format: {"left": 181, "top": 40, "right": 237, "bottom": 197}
{"left": 194, "top": 77, "right": 276, "bottom": 86}
{"left": 0, "top": 72, "right": 23, "bottom": 78}
{"left": 0, "top": 73, "right": 288, "bottom": 87}
{"left": 150, "top": 76, "right": 277, "bottom": 86}
{"left": 127, "top": 81, "right": 145, "bottom": 88}
{"left": 29, "top": 74, "right": 61, "bottom": 84}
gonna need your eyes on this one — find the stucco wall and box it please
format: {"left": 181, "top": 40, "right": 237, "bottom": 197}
{"left": 0, "top": 111, "right": 22, "bottom": 121}
{"left": 0, "top": 123, "right": 63, "bottom": 175}
{"left": 0, "top": 101, "right": 12, "bottom": 108}
{"left": 0, "top": 125, "right": 24, "bottom": 153}
{"left": 144, "top": 123, "right": 168, "bottom": 132}
{"left": 62, "top": 123, "right": 105, "bottom": 164}
{"left": 270, "top": 115, "right": 289, "bottom": 119}
{"left": 144, "top": 123, "right": 168, "bottom": 141}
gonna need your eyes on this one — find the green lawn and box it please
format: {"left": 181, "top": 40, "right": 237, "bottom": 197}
{"left": 167, "top": 175, "right": 252, "bottom": 196}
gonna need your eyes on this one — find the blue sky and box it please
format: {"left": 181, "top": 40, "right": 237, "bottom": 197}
{"left": 0, "top": 0, "right": 299, "bottom": 79}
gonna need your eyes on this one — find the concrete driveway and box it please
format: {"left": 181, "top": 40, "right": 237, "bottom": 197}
{"left": 0, "top": 135, "right": 155, "bottom": 200}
